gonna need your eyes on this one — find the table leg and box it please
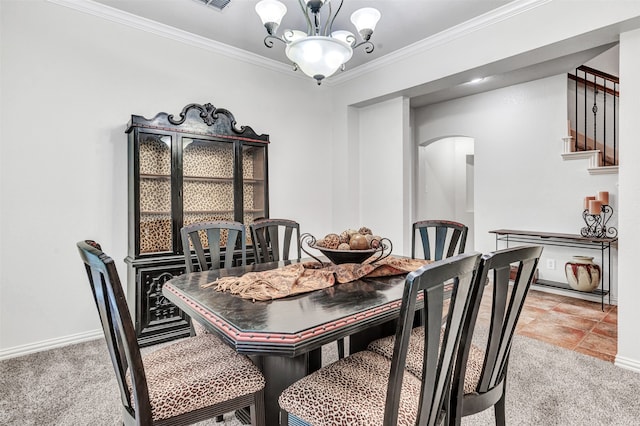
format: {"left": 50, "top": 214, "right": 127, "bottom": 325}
{"left": 349, "top": 319, "right": 397, "bottom": 353}
{"left": 238, "top": 349, "right": 322, "bottom": 425}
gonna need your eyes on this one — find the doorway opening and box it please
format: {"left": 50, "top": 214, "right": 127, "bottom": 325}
{"left": 416, "top": 136, "right": 475, "bottom": 250}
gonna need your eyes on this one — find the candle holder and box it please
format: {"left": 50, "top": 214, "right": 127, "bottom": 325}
{"left": 581, "top": 204, "right": 617, "bottom": 238}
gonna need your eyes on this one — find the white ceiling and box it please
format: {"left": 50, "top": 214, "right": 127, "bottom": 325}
{"left": 89, "top": 0, "right": 622, "bottom": 106}
{"left": 92, "top": 0, "right": 512, "bottom": 70}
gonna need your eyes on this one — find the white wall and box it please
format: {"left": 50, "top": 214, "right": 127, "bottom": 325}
{"left": 357, "top": 97, "right": 412, "bottom": 255}
{"left": 328, "top": 1, "right": 640, "bottom": 260}
{"left": 413, "top": 75, "right": 619, "bottom": 298}
{"left": 0, "top": 0, "right": 333, "bottom": 355}
{"left": 616, "top": 28, "right": 640, "bottom": 372}
{"left": 419, "top": 140, "right": 457, "bottom": 220}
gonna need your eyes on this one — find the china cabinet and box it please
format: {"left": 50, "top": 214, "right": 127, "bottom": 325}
{"left": 125, "top": 102, "right": 269, "bottom": 345}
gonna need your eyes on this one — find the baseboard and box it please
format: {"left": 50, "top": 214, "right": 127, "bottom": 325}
{"left": 614, "top": 355, "right": 640, "bottom": 373}
{"left": 0, "top": 329, "right": 103, "bottom": 361}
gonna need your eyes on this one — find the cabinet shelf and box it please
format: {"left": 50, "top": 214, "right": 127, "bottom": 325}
{"left": 140, "top": 173, "right": 170, "bottom": 180}
{"left": 142, "top": 209, "right": 265, "bottom": 215}
{"left": 140, "top": 174, "right": 264, "bottom": 184}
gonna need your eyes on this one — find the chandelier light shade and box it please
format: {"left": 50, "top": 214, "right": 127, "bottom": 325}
{"left": 350, "top": 7, "right": 381, "bottom": 40}
{"left": 255, "top": 0, "right": 381, "bottom": 85}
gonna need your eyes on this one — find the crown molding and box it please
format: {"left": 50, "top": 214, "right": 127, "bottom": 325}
{"left": 48, "top": 0, "right": 550, "bottom": 87}
{"left": 329, "top": 0, "right": 552, "bottom": 85}
{"left": 47, "top": 0, "right": 303, "bottom": 78}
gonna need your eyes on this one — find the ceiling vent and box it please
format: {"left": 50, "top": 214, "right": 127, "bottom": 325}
{"left": 193, "top": 0, "right": 231, "bottom": 11}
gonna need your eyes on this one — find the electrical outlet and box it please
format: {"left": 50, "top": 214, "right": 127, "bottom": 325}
{"left": 546, "top": 259, "right": 556, "bottom": 270}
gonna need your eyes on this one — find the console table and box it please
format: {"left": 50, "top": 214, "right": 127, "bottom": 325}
{"left": 490, "top": 229, "right": 616, "bottom": 310}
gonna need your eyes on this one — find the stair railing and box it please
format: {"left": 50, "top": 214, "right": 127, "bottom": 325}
{"left": 568, "top": 65, "right": 619, "bottom": 166}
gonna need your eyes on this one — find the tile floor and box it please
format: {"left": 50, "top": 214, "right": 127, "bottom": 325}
{"left": 476, "top": 286, "right": 617, "bottom": 362}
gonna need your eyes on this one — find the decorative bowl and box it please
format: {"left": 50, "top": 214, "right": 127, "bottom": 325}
{"left": 310, "top": 245, "right": 380, "bottom": 265}
{"left": 300, "top": 233, "right": 392, "bottom": 265}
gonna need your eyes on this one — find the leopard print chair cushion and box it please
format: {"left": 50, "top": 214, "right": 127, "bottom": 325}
{"left": 367, "top": 326, "right": 484, "bottom": 394}
{"left": 279, "top": 350, "right": 422, "bottom": 426}
{"left": 127, "top": 334, "right": 265, "bottom": 421}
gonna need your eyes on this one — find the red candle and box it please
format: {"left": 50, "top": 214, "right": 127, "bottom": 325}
{"left": 584, "top": 196, "right": 596, "bottom": 210}
{"left": 589, "top": 199, "right": 602, "bottom": 215}
{"left": 597, "top": 191, "right": 609, "bottom": 205}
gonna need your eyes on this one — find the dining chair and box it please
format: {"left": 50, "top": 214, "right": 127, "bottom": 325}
{"left": 249, "top": 218, "right": 301, "bottom": 263}
{"left": 77, "top": 240, "right": 266, "bottom": 426}
{"left": 249, "top": 218, "right": 346, "bottom": 359}
{"left": 366, "top": 245, "right": 543, "bottom": 426}
{"left": 278, "top": 252, "right": 483, "bottom": 426}
{"left": 181, "top": 220, "right": 247, "bottom": 272}
{"left": 181, "top": 220, "right": 248, "bottom": 337}
{"left": 412, "top": 220, "right": 468, "bottom": 261}
{"left": 412, "top": 219, "right": 469, "bottom": 327}
{"left": 448, "top": 245, "right": 543, "bottom": 426}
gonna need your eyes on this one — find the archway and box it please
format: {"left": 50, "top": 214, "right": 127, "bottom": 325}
{"left": 416, "top": 136, "right": 475, "bottom": 250}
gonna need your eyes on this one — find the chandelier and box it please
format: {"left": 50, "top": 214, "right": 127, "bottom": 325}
{"left": 255, "top": 0, "right": 381, "bottom": 85}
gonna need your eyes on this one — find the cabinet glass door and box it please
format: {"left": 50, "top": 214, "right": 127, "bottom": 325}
{"left": 242, "top": 143, "right": 267, "bottom": 228}
{"left": 138, "top": 133, "right": 172, "bottom": 254}
{"left": 182, "top": 137, "right": 235, "bottom": 234}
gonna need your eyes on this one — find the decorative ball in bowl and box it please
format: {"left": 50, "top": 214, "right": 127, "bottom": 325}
{"left": 300, "top": 228, "right": 392, "bottom": 265}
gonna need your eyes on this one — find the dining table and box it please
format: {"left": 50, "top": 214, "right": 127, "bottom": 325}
{"left": 162, "top": 258, "right": 421, "bottom": 425}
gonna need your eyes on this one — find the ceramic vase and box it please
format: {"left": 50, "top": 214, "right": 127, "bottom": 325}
{"left": 565, "top": 256, "right": 600, "bottom": 292}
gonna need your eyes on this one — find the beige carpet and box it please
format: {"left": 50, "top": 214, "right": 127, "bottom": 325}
{"left": 1, "top": 330, "right": 639, "bottom": 425}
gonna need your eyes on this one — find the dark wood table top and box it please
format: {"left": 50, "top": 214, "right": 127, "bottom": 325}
{"left": 163, "top": 259, "right": 410, "bottom": 357}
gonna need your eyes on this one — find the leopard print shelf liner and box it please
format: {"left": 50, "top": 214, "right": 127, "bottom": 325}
{"left": 138, "top": 135, "right": 263, "bottom": 254}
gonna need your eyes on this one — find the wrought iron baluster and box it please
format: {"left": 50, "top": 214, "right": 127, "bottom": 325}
{"left": 568, "top": 66, "right": 619, "bottom": 165}
{"left": 583, "top": 68, "right": 587, "bottom": 152}
{"left": 614, "top": 81, "right": 617, "bottom": 165}
{"left": 603, "top": 78, "right": 607, "bottom": 165}
{"left": 593, "top": 73, "right": 598, "bottom": 165}
{"left": 573, "top": 68, "right": 580, "bottom": 151}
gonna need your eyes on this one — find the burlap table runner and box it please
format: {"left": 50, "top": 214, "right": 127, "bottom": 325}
{"left": 202, "top": 257, "right": 431, "bottom": 301}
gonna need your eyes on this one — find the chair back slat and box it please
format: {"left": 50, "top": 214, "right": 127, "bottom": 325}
{"left": 480, "top": 265, "right": 509, "bottom": 390}
{"left": 77, "top": 241, "right": 153, "bottom": 423}
{"left": 282, "top": 227, "right": 293, "bottom": 261}
{"left": 418, "top": 282, "right": 445, "bottom": 425}
{"left": 267, "top": 226, "right": 281, "bottom": 261}
{"left": 255, "top": 228, "right": 271, "bottom": 262}
{"left": 484, "top": 255, "right": 538, "bottom": 390}
{"left": 412, "top": 220, "right": 469, "bottom": 261}
{"left": 384, "top": 252, "right": 483, "bottom": 426}
{"left": 446, "top": 229, "right": 462, "bottom": 258}
{"left": 204, "top": 227, "right": 222, "bottom": 269}
{"left": 419, "top": 227, "right": 432, "bottom": 260}
{"left": 181, "top": 221, "right": 247, "bottom": 272}
{"left": 250, "top": 219, "right": 301, "bottom": 264}
{"left": 434, "top": 226, "right": 448, "bottom": 260}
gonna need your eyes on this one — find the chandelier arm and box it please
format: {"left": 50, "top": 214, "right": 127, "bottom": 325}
{"left": 327, "top": 0, "right": 344, "bottom": 36}
{"left": 322, "top": 1, "right": 332, "bottom": 36}
{"left": 263, "top": 35, "right": 286, "bottom": 48}
{"left": 346, "top": 34, "right": 357, "bottom": 48}
{"left": 297, "top": 0, "right": 313, "bottom": 35}
{"left": 353, "top": 40, "right": 375, "bottom": 54}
